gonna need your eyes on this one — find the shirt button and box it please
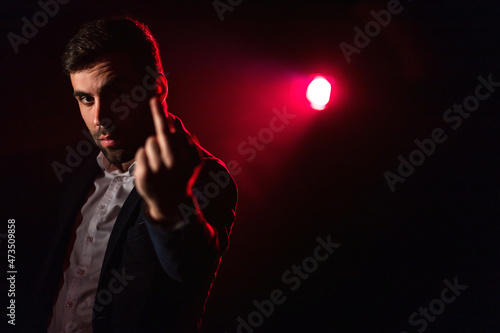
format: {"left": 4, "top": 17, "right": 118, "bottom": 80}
{"left": 66, "top": 301, "right": 73, "bottom": 308}
{"left": 86, "top": 236, "right": 94, "bottom": 243}
{"left": 77, "top": 269, "right": 86, "bottom": 276}
{"left": 116, "top": 176, "right": 123, "bottom": 182}
{"left": 98, "top": 204, "right": 106, "bottom": 210}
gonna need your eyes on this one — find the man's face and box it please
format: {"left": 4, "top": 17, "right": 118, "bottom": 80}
{"left": 70, "top": 53, "right": 156, "bottom": 165}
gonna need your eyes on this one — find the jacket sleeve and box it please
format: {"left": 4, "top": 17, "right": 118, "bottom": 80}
{"left": 144, "top": 157, "right": 237, "bottom": 283}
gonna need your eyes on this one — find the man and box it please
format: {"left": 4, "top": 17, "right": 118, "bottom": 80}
{"left": 32, "top": 17, "right": 237, "bottom": 333}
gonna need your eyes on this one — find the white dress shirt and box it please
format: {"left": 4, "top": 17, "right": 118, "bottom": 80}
{"left": 48, "top": 152, "right": 136, "bottom": 333}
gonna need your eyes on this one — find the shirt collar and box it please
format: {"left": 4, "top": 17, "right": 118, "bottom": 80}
{"left": 96, "top": 151, "right": 136, "bottom": 176}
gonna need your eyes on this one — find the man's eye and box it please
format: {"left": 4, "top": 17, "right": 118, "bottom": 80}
{"left": 79, "top": 95, "right": 95, "bottom": 104}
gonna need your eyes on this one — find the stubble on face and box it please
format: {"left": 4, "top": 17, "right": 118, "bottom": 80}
{"left": 91, "top": 129, "right": 137, "bottom": 165}
{"left": 71, "top": 53, "right": 156, "bottom": 168}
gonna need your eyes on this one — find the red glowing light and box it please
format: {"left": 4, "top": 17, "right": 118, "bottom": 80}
{"left": 306, "top": 76, "right": 332, "bottom": 110}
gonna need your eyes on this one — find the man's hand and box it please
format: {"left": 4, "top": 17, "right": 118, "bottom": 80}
{"left": 134, "top": 96, "right": 202, "bottom": 226}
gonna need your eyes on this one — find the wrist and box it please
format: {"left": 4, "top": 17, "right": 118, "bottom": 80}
{"left": 144, "top": 195, "right": 195, "bottom": 226}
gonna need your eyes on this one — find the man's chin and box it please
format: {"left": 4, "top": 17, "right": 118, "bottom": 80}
{"left": 99, "top": 146, "right": 135, "bottom": 165}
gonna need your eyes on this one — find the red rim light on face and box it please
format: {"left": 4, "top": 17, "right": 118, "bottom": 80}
{"left": 306, "top": 76, "right": 332, "bottom": 110}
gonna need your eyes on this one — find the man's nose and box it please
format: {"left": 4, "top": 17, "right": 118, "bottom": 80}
{"left": 93, "top": 100, "right": 101, "bottom": 127}
{"left": 93, "top": 100, "right": 112, "bottom": 127}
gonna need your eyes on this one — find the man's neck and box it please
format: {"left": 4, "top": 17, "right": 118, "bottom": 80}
{"left": 102, "top": 155, "right": 135, "bottom": 173}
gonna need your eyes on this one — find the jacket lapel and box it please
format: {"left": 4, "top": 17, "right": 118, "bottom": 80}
{"left": 99, "top": 187, "right": 142, "bottom": 281}
{"left": 40, "top": 153, "right": 101, "bottom": 307}
{"left": 58, "top": 158, "right": 101, "bottom": 240}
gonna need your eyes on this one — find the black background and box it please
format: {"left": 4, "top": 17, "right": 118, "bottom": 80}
{"left": 1, "top": 0, "right": 500, "bottom": 332}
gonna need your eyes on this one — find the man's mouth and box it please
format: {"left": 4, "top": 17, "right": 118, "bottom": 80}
{"left": 99, "top": 136, "right": 120, "bottom": 147}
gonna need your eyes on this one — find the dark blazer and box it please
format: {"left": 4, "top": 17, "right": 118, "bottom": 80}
{"left": 28, "top": 132, "right": 237, "bottom": 332}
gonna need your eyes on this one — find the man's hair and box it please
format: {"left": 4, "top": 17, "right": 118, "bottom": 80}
{"left": 62, "top": 17, "right": 163, "bottom": 75}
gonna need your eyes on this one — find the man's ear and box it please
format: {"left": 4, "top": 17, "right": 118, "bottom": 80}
{"left": 155, "top": 73, "right": 168, "bottom": 102}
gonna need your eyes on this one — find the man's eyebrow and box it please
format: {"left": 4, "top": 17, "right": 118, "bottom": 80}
{"left": 73, "top": 90, "right": 89, "bottom": 98}
{"left": 72, "top": 77, "right": 128, "bottom": 98}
